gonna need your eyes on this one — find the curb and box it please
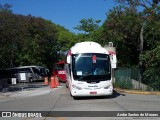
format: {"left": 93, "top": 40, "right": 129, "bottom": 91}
{"left": 115, "top": 88, "right": 160, "bottom": 95}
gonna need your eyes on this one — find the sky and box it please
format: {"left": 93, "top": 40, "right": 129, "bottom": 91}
{"left": 0, "top": 0, "right": 119, "bottom": 33}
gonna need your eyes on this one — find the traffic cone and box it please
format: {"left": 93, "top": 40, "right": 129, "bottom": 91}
{"left": 50, "top": 76, "right": 57, "bottom": 88}
{"left": 44, "top": 77, "right": 49, "bottom": 85}
{"left": 55, "top": 76, "right": 60, "bottom": 86}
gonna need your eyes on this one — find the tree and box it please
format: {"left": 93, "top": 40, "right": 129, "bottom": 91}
{"left": 74, "top": 18, "right": 101, "bottom": 34}
{"left": 140, "top": 43, "right": 160, "bottom": 90}
{"left": 106, "top": 0, "right": 160, "bottom": 89}
{"left": 0, "top": 3, "right": 12, "bottom": 13}
{"left": 0, "top": 8, "right": 78, "bottom": 69}
{"left": 99, "top": 5, "right": 143, "bottom": 66}
{"left": 114, "top": 0, "right": 160, "bottom": 51}
{"left": 0, "top": 10, "right": 22, "bottom": 68}
{"left": 98, "top": 0, "right": 160, "bottom": 67}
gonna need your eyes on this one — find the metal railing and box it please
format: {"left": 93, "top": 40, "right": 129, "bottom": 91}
{"left": 114, "top": 67, "right": 160, "bottom": 91}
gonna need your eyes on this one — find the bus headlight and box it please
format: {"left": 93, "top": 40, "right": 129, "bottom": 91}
{"left": 104, "top": 85, "right": 112, "bottom": 89}
{"left": 72, "top": 84, "right": 82, "bottom": 90}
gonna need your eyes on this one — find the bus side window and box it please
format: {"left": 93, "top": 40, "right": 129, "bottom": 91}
{"left": 32, "top": 67, "right": 40, "bottom": 75}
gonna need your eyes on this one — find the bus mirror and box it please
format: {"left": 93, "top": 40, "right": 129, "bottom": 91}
{"left": 67, "top": 56, "right": 71, "bottom": 64}
{"left": 111, "top": 54, "right": 117, "bottom": 68}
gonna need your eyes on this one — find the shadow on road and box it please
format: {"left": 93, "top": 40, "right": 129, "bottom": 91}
{"left": 73, "top": 90, "right": 126, "bottom": 100}
{"left": 1, "top": 82, "right": 47, "bottom": 92}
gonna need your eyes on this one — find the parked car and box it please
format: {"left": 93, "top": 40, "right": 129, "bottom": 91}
{"left": 0, "top": 69, "right": 9, "bottom": 90}
{"left": 7, "top": 66, "right": 49, "bottom": 83}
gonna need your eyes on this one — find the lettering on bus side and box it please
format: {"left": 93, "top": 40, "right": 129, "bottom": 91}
{"left": 88, "top": 85, "right": 98, "bottom": 87}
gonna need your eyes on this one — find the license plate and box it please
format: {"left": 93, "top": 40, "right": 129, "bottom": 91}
{"left": 90, "top": 92, "right": 97, "bottom": 94}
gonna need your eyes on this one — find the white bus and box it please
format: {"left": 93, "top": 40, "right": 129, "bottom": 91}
{"left": 65, "top": 41, "right": 115, "bottom": 98}
{"left": 7, "top": 66, "right": 49, "bottom": 83}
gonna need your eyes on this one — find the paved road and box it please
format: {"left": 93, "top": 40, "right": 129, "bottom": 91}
{"left": 0, "top": 83, "right": 160, "bottom": 120}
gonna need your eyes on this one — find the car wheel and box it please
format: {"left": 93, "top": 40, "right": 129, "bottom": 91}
{"left": 29, "top": 78, "right": 33, "bottom": 83}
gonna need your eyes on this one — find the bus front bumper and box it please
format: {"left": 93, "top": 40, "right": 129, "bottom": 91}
{"left": 71, "top": 87, "right": 113, "bottom": 97}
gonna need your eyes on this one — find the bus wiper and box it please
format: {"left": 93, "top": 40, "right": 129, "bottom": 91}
{"left": 78, "top": 72, "right": 92, "bottom": 81}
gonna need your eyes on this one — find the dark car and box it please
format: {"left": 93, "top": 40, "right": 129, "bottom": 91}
{"left": 0, "top": 69, "right": 9, "bottom": 91}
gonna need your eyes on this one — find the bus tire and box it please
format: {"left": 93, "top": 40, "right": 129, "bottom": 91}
{"left": 70, "top": 92, "right": 72, "bottom": 97}
{"left": 70, "top": 92, "right": 77, "bottom": 99}
{"left": 73, "top": 96, "right": 78, "bottom": 100}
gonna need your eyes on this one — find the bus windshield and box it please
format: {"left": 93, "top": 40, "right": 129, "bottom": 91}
{"left": 72, "top": 53, "right": 111, "bottom": 81}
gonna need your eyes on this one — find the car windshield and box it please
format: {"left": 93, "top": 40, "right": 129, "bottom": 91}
{"left": 72, "top": 53, "right": 111, "bottom": 81}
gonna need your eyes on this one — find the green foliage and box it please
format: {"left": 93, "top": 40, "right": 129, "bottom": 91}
{"left": 140, "top": 44, "right": 160, "bottom": 90}
{"left": 100, "top": 0, "right": 160, "bottom": 90}
{"left": 0, "top": 6, "right": 78, "bottom": 70}
{"left": 74, "top": 18, "right": 101, "bottom": 33}
{"left": 1, "top": 1, "right": 160, "bottom": 90}
{"left": 55, "top": 25, "right": 77, "bottom": 53}
{"left": 0, "top": 3, "right": 12, "bottom": 13}
{"left": 143, "top": 19, "right": 160, "bottom": 50}
{"left": 73, "top": 18, "right": 103, "bottom": 45}
{"left": 99, "top": 6, "right": 143, "bottom": 66}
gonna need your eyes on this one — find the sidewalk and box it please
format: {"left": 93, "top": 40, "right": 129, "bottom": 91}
{"left": 115, "top": 88, "right": 160, "bottom": 95}
{"left": 1, "top": 86, "right": 51, "bottom": 98}
{"left": 0, "top": 83, "right": 58, "bottom": 99}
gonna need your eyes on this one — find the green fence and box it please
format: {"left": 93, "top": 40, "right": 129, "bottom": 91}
{"left": 115, "top": 68, "right": 146, "bottom": 90}
{"left": 115, "top": 67, "right": 160, "bottom": 91}
{"left": 115, "top": 68, "right": 132, "bottom": 89}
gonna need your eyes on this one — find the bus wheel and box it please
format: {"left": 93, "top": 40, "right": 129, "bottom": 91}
{"left": 16, "top": 79, "right": 19, "bottom": 84}
{"left": 73, "top": 96, "right": 78, "bottom": 100}
{"left": 70, "top": 92, "right": 73, "bottom": 97}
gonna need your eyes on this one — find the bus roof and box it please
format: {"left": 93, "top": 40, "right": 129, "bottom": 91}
{"left": 7, "top": 66, "right": 46, "bottom": 70}
{"left": 70, "top": 41, "right": 109, "bottom": 54}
